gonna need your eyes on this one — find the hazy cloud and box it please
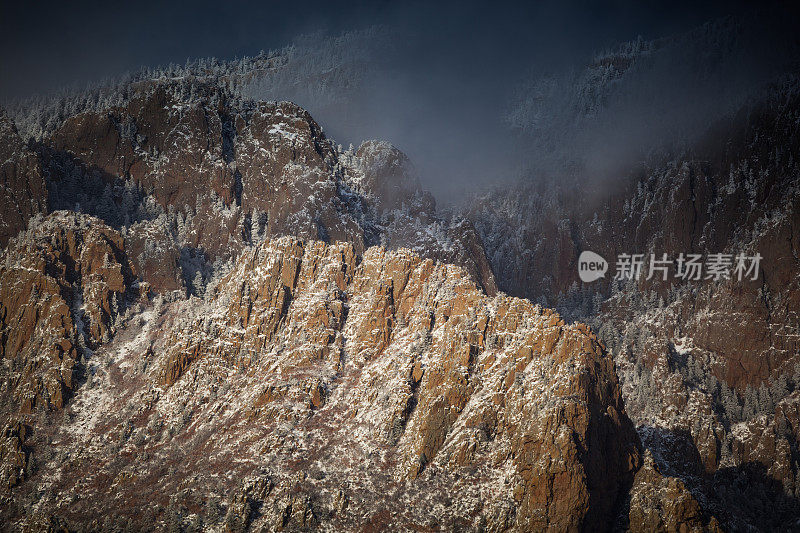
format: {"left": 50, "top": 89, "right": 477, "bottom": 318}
{"left": 2, "top": 0, "right": 796, "bottom": 200}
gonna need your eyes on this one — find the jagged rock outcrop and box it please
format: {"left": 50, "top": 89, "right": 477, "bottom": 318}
{"left": 0, "top": 212, "right": 134, "bottom": 414}
{"left": 0, "top": 212, "right": 135, "bottom": 491}
{"left": 626, "top": 451, "right": 721, "bottom": 532}
{"left": 1, "top": 236, "right": 640, "bottom": 531}
{"left": 341, "top": 139, "right": 498, "bottom": 295}
{"left": 42, "top": 89, "right": 365, "bottom": 292}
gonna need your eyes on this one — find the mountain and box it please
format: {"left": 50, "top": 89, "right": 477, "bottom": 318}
{"left": 1, "top": 20, "right": 799, "bottom": 531}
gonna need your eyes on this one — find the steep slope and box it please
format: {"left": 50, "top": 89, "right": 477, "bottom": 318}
{"left": 3, "top": 231, "right": 641, "bottom": 531}
{"left": 0, "top": 212, "right": 137, "bottom": 491}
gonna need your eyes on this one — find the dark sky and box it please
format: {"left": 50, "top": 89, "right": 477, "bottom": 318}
{"left": 0, "top": 0, "right": 774, "bottom": 101}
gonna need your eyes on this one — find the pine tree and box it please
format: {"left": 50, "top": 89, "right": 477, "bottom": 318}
{"left": 166, "top": 504, "right": 182, "bottom": 533}
{"left": 720, "top": 382, "right": 741, "bottom": 422}
{"left": 758, "top": 383, "right": 773, "bottom": 414}
{"left": 771, "top": 374, "right": 789, "bottom": 405}
{"left": 250, "top": 207, "right": 262, "bottom": 243}
{"left": 793, "top": 362, "right": 800, "bottom": 390}
{"left": 743, "top": 386, "right": 758, "bottom": 419}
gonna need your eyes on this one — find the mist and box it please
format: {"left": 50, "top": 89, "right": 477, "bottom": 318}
{"left": 237, "top": 2, "right": 797, "bottom": 201}
{"left": 2, "top": 0, "right": 796, "bottom": 201}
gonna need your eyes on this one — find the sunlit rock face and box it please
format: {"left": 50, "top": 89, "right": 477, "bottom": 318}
{"left": 0, "top": 213, "right": 134, "bottom": 412}
{"left": 1, "top": 233, "right": 640, "bottom": 530}
{"left": 0, "top": 212, "right": 136, "bottom": 491}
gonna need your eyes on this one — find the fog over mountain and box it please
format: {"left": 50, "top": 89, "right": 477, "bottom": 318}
{"left": 3, "top": 1, "right": 795, "bottom": 199}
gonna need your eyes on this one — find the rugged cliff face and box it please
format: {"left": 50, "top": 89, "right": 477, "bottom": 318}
{"left": 0, "top": 213, "right": 134, "bottom": 411}
{"left": 2, "top": 230, "right": 642, "bottom": 531}
{"left": 0, "top": 80, "right": 650, "bottom": 531}
{"left": 0, "top": 212, "right": 136, "bottom": 492}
